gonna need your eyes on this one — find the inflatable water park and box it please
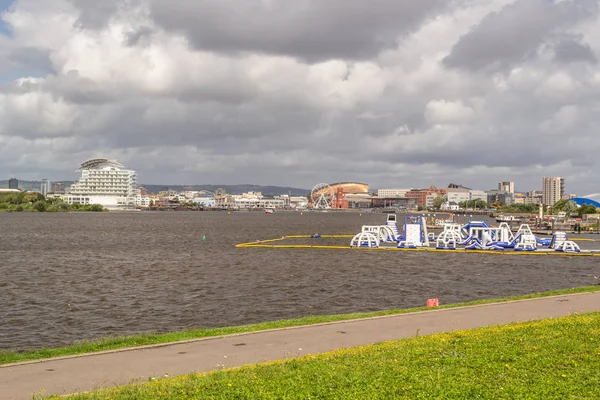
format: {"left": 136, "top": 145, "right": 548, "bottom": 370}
{"left": 236, "top": 214, "right": 600, "bottom": 257}
{"left": 350, "top": 214, "right": 588, "bottom": 254}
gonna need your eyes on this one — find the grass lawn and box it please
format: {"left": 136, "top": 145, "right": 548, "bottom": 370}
{"left": 2, "top": 286, "right": 599, "bottom": 366}
{"left": 50, "top": 312, "right": 600, "bottom": 400}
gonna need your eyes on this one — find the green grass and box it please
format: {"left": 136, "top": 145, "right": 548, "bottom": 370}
{"left": 51, "top": 312, "right": 600, "bottom": 399}
{"left": 2, "top": 286, "right": 598, "bottom": 366}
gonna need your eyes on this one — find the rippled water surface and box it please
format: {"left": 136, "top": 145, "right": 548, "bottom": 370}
{"left": 1, "top": 211, "right": 598, "bottom": 350}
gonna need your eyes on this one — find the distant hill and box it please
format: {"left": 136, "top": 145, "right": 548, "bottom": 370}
{"left": 0, "top": 180, "right": 309, "bottom": 196}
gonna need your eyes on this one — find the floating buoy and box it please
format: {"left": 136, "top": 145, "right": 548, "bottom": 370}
{"left": 228, "top": 212, "right": 231, "bottom": 215}
{"left": 202, "top": 235, "right": 206, "bottom": 241}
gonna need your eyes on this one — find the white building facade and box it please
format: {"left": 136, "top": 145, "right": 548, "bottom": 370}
{"left": 469, "top": 190, "right": 488, "bottom": 202}
{"left": 498, "top": 181, "right": 515, "bottom": 194}
{"left": 41, "top": 179, "right": 52, "bottom": 196}
{"left": 446, "top": 188, "right": 470, "bottom": 204}
{"left": 63, "top": 159, "right": 148, "bottom": 210}
{"left": 377, "top": 189, "right": 411, "bottom": 198}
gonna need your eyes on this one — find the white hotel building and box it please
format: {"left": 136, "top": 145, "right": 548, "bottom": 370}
{"left": 61, "top": 159, "right": 149, "bottom": 210}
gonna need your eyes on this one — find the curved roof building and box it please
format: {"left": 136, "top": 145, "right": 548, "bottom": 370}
{"left": 572, "top": 194, "right": 600, "bottom": 208}
{"left": 311, "top": 182, "right": 369, "bottom": 198}
{"left": 329, "top": 182, "right": 369, "bottom": 194}
{"left": 78, "top": 159, "right": 125, "bottom": 171}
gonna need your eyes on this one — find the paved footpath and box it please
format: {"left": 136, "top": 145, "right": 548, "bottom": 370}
{"left": 2, "top": 292, "right": 600, "bottom": 400}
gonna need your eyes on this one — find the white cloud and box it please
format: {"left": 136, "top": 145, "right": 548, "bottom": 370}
{"left": 425, "top": 100, "right": 475, "bottom": 125}
{"left": 1, "top": 0, "right": 600, "bottom": 194}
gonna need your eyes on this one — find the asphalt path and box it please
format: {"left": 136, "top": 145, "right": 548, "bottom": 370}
{"left": 1, "top": 291, "right": 599, "bottom": 400}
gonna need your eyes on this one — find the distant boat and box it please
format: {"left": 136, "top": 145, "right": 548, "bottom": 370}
{"left": 495, "top": 215, "right": 522, "bottom": 223}
{"left": 265, "top": 208, "right": 274, "bottom": 214}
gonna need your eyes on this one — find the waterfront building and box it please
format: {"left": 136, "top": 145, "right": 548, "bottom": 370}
{"left": 40, "top": 179, "right": 52, "bottom": 196}
{"left": 572, "top": 193, "right": 600, "bottom": 209}
{"left": 377, "top": 188, "right": 411, "bottom": 198}
{"left": 523, "top": 190, "right": 543, "bottom": 205}
{"left": 447, "top": 183, "right": 471, "bottom": 190}
{"left": 63, "top": 159, "right": 145, "bottom": 210}
{"left": 328, "top": 183, "right": 369, "bottom": 195}
{"left": 446, "top": 187, "right": 470, "bottom": 204}
{"left": 289, "top": 196, "right": 309, "bottom": 207}
{"left": 136, "top": 189, "right": 151, "bottom": 208}
{"left": 406, "top": 186, "right": 446, "bottom": 207}
{"left": 542, "top": 177, "right": 564, "bottom": 207}
{"left": 514, "top": 193, "right": 526, "bottom": 204}
{"left": 259, "top": 198, "right": 286, "bottom": 209}
{"left": 486, "top": 190, "right": 514, "bottom": 206}
{"left": 469, "top": 190, "right": 488, "bottom": 203}
{"left": 498, "top": 181, "right": 515, "bottom": 194}
{"left": 242, "top": 191, "right": 263, "bottom": 199}
{"left": 232, "top": 197, "right": 285, "bottom": 209}
{"left": 193, "top": 197, "right": 217, "bottom": 207}
{"left": 425, "top": 192, "right": 444, "bottom": 208}
{"left": 372, "top": 197, "right": 416, "bottom": 209}
{"left": 8, "top": 178, "right": 18, "bottom": 190}
{"left": 51, "top": 182, "right": 65, "bottom": 193}
{"left": 442, "top": 201, "right": 460, "bottom": 211}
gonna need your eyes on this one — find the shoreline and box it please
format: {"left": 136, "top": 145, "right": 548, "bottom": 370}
{"left": 1, "top": 285, "right": 598, "bottom": 366}
{"left": 4, "top": 291, "right": 600, "bottom": 399}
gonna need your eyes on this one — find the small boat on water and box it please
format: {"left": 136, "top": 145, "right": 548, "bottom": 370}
{"left": 265, "top": 208, "right": 274, "bottom": 214}
{"left": 495, "top": 215, "right": 522, "bottom": 223}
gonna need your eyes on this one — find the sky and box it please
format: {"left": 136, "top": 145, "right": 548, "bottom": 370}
{"left": 1, "top": 0, "right": 600, "bottom": 194}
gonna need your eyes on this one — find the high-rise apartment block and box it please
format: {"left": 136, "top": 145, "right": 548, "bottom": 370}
{"left": 8, "top": 178, "right": 18, "bottom": 189}
{"left": 41, "top": 179, "right": 52, "bottom": 196}
{"left": 542, "top": 177, "right": 564, "bottom": 207}
{"left": 498, "top": 181, "right": 515, "bottom": 194}
{"left": 51, "top": 182, "right": 65, "bottom": 193}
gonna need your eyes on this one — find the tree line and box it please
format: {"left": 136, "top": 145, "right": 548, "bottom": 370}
{"left": 0, "top": 192, "right": 105, "bottom": 212}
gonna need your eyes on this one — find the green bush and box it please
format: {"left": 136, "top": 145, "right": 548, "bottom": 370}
{"left": 0, "top": 194, "right": 108, "bottom": 213}
{"left": 33, "top": 200, "right": 47, "bottom": 212}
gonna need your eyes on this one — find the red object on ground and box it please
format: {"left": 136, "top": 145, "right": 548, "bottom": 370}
{"left": 427, "top": 298, "right": 440, "bottom": 307}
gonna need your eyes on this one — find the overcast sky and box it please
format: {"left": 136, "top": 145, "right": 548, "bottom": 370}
{"left": 1, "top": 0, "right": 599, "bottom": 194}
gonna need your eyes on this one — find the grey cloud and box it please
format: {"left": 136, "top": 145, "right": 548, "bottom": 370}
{"left": 1, "top": 47, "right": 54, "bottom": 76}
{"left": 7, "top": 70, "right": 116, "bottom": 104}
{"left": 67, "top": 0, "right": 123, "bottom": 29}
{"left": 149, "top": 0, "right": 446, "bottom": 61}
{"left": 444, "top": 0, "right": 599, "bottom": 71}
{"left": 7, "top": 47, "right": 52, "bottom": 69}
{"left": 48, "top": 71, "right": 117, "bottom": 104}
{"left": 124, "top": 26, "right": 154, "bottom": 47}
{"left": 552, "top": 36, "right": 597, "bottom": 64}
{"left": 3, "top": 0, "right": 600, "bottom": 194}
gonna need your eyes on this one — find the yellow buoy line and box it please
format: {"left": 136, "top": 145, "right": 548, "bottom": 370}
{"left": 236, "top": 235, "right": 600, "bottom": 257}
